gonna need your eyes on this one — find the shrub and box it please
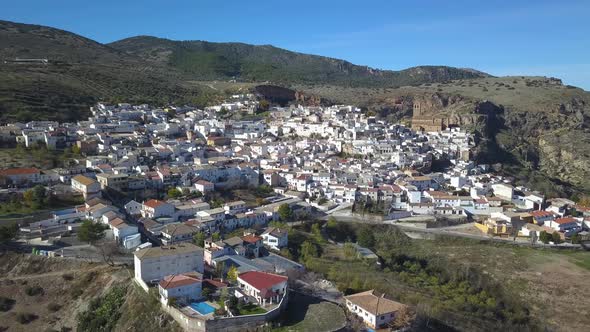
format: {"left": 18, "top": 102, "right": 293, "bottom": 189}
{"left": 16, "top": 312, "right": 38, "bottom": 324}
{"left": 71, "top": 288, "right": 83, "bottom": 299}
{"left": 62, "top": 273, "right": 74, "bottom": 281}
{"left": 76, "top": 286, "right": 127, "bottom": 332}
{"left": 24, "top": 286, "right": 43, "bottom": 296}
{"left": 47, "top": 302, "right": 61, "bottom": 312}
{"left": 0, "top": 297, "right": 15, "bottom": 311}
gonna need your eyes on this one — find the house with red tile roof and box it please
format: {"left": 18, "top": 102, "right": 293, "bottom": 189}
{"left": 194, "top": 179, "right": 214, "bottom": 193}
{"left": 142, "top": 199, "right": 174, "bottom": 219}
{"left": 158, "top": 272, "right": 203, "bottom": 304}
{"left": 237, "top": 271, "right": 288, "bottom": 306}
{"left": 547, "top": 217, "right": 580, "bottom": 233}
{"left": 529, "top": 210, "right": 555, "bottom": 225}
{"left": 345, "top": 290, "right": 406, "bottom": 329}
{"left": 0, "top": 167, "right": 42, "bottom": 185}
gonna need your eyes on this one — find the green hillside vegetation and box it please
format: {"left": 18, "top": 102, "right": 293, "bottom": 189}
{"left": 287, "top": 221, "right": 590, "bottom": 332}
{"left": 110, "top": 36, "right": 488, "bottom": 87}
{"left": 0, "top": 20, "right": 221, "bottom": 122}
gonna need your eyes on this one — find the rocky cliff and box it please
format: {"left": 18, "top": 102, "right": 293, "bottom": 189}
{"left": 254, "top": 85, "right": 328, "bottom": 106}
{"left": 352, "top": 79, "right": 590, "bottom": 196}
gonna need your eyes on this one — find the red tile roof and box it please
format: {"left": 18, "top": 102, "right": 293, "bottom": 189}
{"left": 0, "top": 167, "right": 40, "bottom": 175}
{"left": 238, "top": 271, "right": 287, "bottom": 291}
{"left": 109, "top": 218, "right": 125, "bottom": 228}
{"left": 241, "top": 234, "right": 262, "bottom": 244}
{"left": 203, "top": 279, "right": 228, "bottom": 289}
{"left": 159, "top": 273, "right": 201, "bottom": 289}
{"left": 554, "top": 217, "right": 577, "bottom": 225}
{"left": 144, "top": 199, "right": 166, "bottom": 209}
{"left": 530, "top": 210, "right": 554, "bottom": 218}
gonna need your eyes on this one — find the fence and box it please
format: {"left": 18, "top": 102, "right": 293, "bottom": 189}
{"left": 162, "top": 291, "right": 289, "bottom": 332}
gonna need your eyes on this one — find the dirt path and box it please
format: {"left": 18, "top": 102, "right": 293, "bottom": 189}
{"left": 0, "top": 265, "right": 104, "bottom": 281}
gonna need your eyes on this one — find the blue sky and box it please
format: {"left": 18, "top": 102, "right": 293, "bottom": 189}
{"left": 4, "top": 0, "right": 589, "bottom": 89}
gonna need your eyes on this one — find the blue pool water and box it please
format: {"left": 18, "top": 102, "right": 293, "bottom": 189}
{"left": 190, "top": 301, "right": 216, "bottom": 315}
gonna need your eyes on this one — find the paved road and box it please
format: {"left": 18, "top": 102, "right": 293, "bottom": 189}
{"left": 59, "top": 244, "right": 134, "bottom": 264}
{"left": 6, "top": 240, "right": 134, "bottom": 265}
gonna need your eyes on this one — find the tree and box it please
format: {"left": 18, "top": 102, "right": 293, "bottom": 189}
{"left": 326, "top": 216, "right": 337, "bottom": 228}
{"left": 77, "top": 220, "right": 106, "bottom": 244}
{"left": 343, "top": 242, "right": 356, "bottom": 258}
{"left": 167, "top": 188, "right": 182, "bottom": 198}
{"left": 258, "top": 99, "right": 270, "bottom": 112}
{"left": 201, "top": 287, "right": 213, "bottom": 300}
{"left": 23, "top": 190, "right": 35, "bottom": 206}
{"left": 571, "top": 233, "right": 581, "bottom": 244}
{"left": 269, "top": 221, "right": 287, "bottom": 229}
{"left": 227, "top": 295, "right": 239, "bottom": 311}
{"left": 215, "top": 261, "right": 226, "bottom": 279}
{"left": 577, "top": 195, "right": 590, "bottom": 208}
{"left": 212, "top": 232, "right": 221, "bottom": 242}
{"left": 301, "top": 240, "right": 319, "bottom": 261}
{"left": 32, "top": 185, "right": 46, "bottom": 202}
{"left": 219, "top": 285, "right": 229, "bottom": 303}
{"left": 551, "top": 232, "right": 562, "bottom": 244}
{"left": 278, "top": 203, "right": 293, "bottom": 222}
{"left": 0, "top": 222, "right": 18, "bottom": 243}
{"left": 71, "top": 145, "right": 81, "bottom": 155}
{"left": 279, "top": 248, "right": 293, "bottom": 260}
{"left": 96, "top": 240, "right": 119, "bottom": 266}
{"left": 357, "top": 226, "right": 375, "bottom": 248}
{"left": 539, "top": 231, "right": 552, "bottom": 244}
{"left": 23, "top": 185, "right": 47, "bottom": 208}
{"left": 193, "top": 232, "right": 206, "bottom": 247}
{"left": 311, "top": 223, "right": 323, "bottom": 242}
{"left": 227, "top": 266, "right": 239, "bottom": 283}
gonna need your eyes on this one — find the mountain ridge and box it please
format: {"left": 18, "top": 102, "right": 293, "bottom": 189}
{"left": 108, "top": 35, "right": 490, "bottom": 86}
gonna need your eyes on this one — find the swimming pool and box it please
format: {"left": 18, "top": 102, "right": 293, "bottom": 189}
{"left": 190, "top": 301, "right": 216, "bottom": 315}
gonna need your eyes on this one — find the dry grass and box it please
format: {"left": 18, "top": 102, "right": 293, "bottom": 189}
{"left": 414, "top": 238, "right": 590, "bottom": 332}
{"left": 0, "top": 252, "right": 130, "bottom": 332}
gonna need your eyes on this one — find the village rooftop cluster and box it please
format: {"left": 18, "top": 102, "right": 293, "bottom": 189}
{"left": 1, "top": 95, "right": 589, "bottom": 330}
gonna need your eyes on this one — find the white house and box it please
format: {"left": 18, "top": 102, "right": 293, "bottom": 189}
{"left": 529, "top": 210, "right": 555, "bottom": 225}
{"left": 124, "top": 200, "right": 143, "bottom": 216}
{"left": 158, "top": 272, "right": 203, "bottom": 304}
{"left": 261, "top": 227, "right": 288, "bottom": 250}
{"left": 345, "top": 290, "right": 405, "bottom": 329}
{"left": 547, "top": 217, "right": 579, "bottom": 233}
{"left": 0, "top": 167, "right": 43, "bottom": 185}
{"left": 491, "top": 183, "right": 514, "bottom": 201}
{"left": 71, "top": 175, "right": 101, "bottom": 199}
{"left": 194, "top": 179, "right": 214, "bottom": 194}
{"left": 134, "top": 243, "right": 204, "bottom": 290}
{"left": 109, "top": 218, "right": 139, "bottom": 242}
{"left": 224, "top": 200, "right": 246, "bottom": 214}
{"left": 142, "top": 199, "right": 175, "bottom": 219}
{"left": 237, "top": 271, "right": 288, "bottom": 306}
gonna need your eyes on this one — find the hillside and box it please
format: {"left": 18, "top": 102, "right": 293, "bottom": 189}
{"left": 0, "top": 252, "right": 181, "bottom": 332}
{"left": 0, "top": 20, "right": 487, "bottom": 123}
{"left": 0, "top": 20, "right": 219, "bottom": 123}
{"left": 109, "top": 36, "right": 489, "bottom": 87}
{"left": 2, "top": 19, "right": 590, "bottom": 196}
